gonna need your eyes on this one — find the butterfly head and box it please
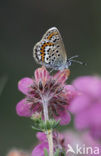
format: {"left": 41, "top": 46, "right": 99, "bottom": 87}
{"left": 66, "top": 55, "right": 86, "bottom": 68}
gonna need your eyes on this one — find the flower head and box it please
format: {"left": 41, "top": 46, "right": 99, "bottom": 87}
{"left": 16, "top": 66, "right": 76, "bottom": 125}
{"left": 70, "top": 76, "right": 101, "bottom": 140}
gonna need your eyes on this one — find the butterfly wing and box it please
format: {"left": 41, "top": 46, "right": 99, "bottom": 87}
{"left": 33, "top": 39, "right": 54, "bottom": 68}
{"left": 33, "top": 27, "right": 67, "bottom": 69}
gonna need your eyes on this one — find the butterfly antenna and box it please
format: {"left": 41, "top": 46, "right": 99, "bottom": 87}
{"left": 70, "top": 59, "right": 87, "bottom": 66}
{"left": 68, "top": 55, "right": 87, "bottom": 66}
{"left": 68, "top": 55, "right": 79, "bottom": 60}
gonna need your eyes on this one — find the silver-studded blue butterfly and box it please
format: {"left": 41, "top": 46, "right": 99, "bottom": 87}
{"left": 33, "top": 27, "right": 83, "bottom": 70}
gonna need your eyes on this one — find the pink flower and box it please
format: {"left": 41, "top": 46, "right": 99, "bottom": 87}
{"left": 32, "top": 133, "right": 49, "bottom": 156}
{"left": 32, "top": 131, "right": 101, "bottom": 156}
{"left": 16, "top": 66, "right": 76, "bottom": 125}
{"left": 70, "top": 76, "right": 101, "bottom": 139}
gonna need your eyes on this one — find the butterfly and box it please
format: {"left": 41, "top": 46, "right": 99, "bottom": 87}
{"left": 33, "top": 27, "right": 83, "bottom": 71}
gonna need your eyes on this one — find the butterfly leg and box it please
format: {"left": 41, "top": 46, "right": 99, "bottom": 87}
{"left": 49, "top": 69, "right": 54, "bottom": 74}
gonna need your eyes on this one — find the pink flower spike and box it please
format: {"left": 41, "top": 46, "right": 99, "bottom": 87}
{"left": 72, "top": 76, "right": 101, "bottom": 98}
{"left": 16, "top": 67, "right": 74, "bottom": 125}
{"left": 18, "top": 77, "right": 33, "bottom": 95}
{"left": 70, "top": 76, "right": 101, "bottom": 140}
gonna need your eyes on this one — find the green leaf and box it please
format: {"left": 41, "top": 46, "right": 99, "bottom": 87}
{"left": 44, "top": 148, "right": 48, "bottom": 156}
{"left": 32, "top": 126, "right": 42, "bottom": 131}
{"left": 54, "top": 149, "right": 66, "bottom": 156}
{"left": 31, "top": 118, "right": 60, "bottom": 133}
{"left": 54, "top": 149, "right": 60, "bottom": 156}
{"left": 52, "top": 120, "right": 60, "bottom": 129}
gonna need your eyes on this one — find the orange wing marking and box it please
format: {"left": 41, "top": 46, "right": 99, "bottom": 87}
{"left": 47, "top": 32, "right": 58, "bottom": 40}
{"left": 40, "top": 42, "right": 53, "bottom": 62}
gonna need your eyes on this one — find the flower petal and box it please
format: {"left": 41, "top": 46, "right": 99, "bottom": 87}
{"left": 16, "top": 99, "right": 32, "bottom": 117}
{"left": 18, "top": 77, "right": 33, "bottom": 95}
{"left": 64, "top": 85, "right": 78, "bottom": 102}
{"left": 65, "top": 85, "right": 76, "bottom": 92}
{"left": 91, "top": 126, "right": 101, "bottom": 140}
{"left": 54, "top": 111, "right": 71, "bottom": 125}
{"left": 34, "top": 66, "right": 50, "bottom": 84}
{"left": 88, "top": 103, "right": 101, "bottom": 126}
{"left": 54, "top": 69, "right": 70, "bottom": 84}
{"left": 36, "top": 132, "right": 47, "bottom": 142}
{"left": 74, "top": 110, "right": 90, "bottom": 130}
{"left": 74, "top": 102, "right": 101, "bottom": 140}
{"left": 69, "top": 95, "right": 91, "bottom": 114}
{"left": 32, "top": 142, "right": 48, "bottom": 156}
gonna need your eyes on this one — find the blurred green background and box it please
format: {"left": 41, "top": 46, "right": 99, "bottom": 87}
{"left": 0, "top": 0, "right": 101, "bottom": 155}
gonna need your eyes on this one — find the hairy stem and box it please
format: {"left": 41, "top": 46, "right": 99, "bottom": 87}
{"left": 47, "top": 130, "right": 54, "bottom": 156}
{"left": 42, "top": 98, "right": 49, "bottom": 123}
{"left": 42, "top": 97, "right": 54, "bottom": 156}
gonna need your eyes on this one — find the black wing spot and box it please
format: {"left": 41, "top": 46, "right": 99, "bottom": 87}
{"left": 47, "top": 49, "right": 50, "bottom": 52}
{"left": 57, "top": 45, "right": 60, "bottom": 48}
{"left": 53, "top": 39, "right": 57, "bottom": 43}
